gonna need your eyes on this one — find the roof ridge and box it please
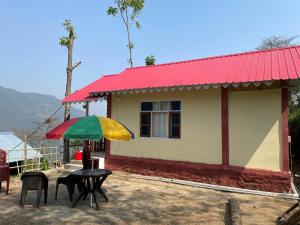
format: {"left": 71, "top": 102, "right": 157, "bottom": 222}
{"left": 102, "top": 74, "right": 118, "bottom": 77}
{"left": 126, "top": 45, "right": 300, "bottom": 70}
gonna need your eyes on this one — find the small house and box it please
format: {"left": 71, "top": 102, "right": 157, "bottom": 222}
{"left": 63, "top": 46, "right": 300, "bottom": 192}
{"left": 0, "top": 132, "right": 40, "bottom": 163}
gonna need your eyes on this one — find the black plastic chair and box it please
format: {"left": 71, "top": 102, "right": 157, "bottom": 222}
{"left": 20, "top": 172, "right": 48, "bottom": 208}
{"left": 55, "top": 174, "right": 82, "bottom": 201}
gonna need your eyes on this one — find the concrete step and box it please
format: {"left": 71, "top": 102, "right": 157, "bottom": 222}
{"left": 70, "top": 160, "right": 83, "bottom": 165}
{"left": 66, "top": 158, "right": 104, "bottom": 170}
{"left": 64, "top": 163, "right": 83, "bottom": 170}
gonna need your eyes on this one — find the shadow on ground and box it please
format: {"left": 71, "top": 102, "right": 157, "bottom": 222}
{"left": 0, "top": 168, "right": 296, "bottom": 225}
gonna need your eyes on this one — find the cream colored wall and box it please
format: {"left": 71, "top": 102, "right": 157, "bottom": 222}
{"left": 110, "top": 89, "right": 222, "bottom": 164}
{"left": 228, "top": 89, "right": 282, "bottom": 171}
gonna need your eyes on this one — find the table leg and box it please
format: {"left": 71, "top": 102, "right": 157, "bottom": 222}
{"left": 83, "top": 178, "right": 91, "bottom": 200}
{"left": 95, "top": 176, "right": 109, "bottom": 202}
{"left": 97, "top": 188, "right": 109, "bottom": 202}
{"left": 92, "top": 191, "right": 99, "bottom": 210}
{"left": 71, "top": 172, "right": 110, "bottom": 210}
{"left": 91, "top": 178, "right": 100, "bottom": 210}
{"left": 72, "top": 179, "right": 89, "bottom": 208}
{"left": 72, "top": 190, "right": 86, "bottom": 208}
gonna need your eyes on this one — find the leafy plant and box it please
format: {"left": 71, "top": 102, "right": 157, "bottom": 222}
{"left": 145, "top": 55, "right": 155, "bottom": 66}
{"left": 41, "top": 158, "right": 49, "bottom": 170}
{"left": 59, "top": 19, "right": 76, "bottom": 48}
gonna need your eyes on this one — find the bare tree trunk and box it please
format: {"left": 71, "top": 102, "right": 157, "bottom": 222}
{"left": 63, "top": 33, "right": 74, "bottom": 164}
{"left": 126, "top": 26, "right": 133, "bottom": 68}
{"left": 64, "top": 37, "right": 73, "bottom": 120}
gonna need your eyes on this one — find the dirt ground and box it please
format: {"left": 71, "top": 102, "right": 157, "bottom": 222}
{"left": 0, "top": 168, "right": 297, "bottom": 225}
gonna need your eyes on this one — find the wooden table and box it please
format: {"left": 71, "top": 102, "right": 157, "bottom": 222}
{"left": 71, "top": 169, "right": 112, "bottom": 210}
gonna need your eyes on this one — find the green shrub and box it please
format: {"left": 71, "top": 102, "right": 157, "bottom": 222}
{"left": 41, "top": 158, "right": 49, "bottom": 170}
{"left": 289, "top": 109, "right": 300, "bottom": 162}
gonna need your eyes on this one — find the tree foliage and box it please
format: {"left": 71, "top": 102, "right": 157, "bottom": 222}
{"left": 289, "top": 80, "right": 300, "bottom": 115}
{"left": 59, "top": 19, "right": 76, "bottom": 48}
{"left": 107, "top": 0, "right": 145, "bottom": 67}
{"left": 289, "top": 108, "right": 300, "bottom": 162}
{"left": 256, "top": 35, "right": 298, "bottom": 50}
{"left": 145, "top": 55, "right": 155, "bottom": 66}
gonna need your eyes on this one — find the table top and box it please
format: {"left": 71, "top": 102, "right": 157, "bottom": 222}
{"left": 71, "top": 169, "right": 112, "bottom": 178}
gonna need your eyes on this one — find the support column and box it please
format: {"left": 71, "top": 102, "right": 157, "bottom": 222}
{"left": 105, "top": 94, "right": 112, "bottom": 164}
{"left": 221, "top": 87, "right": 229, "bottom": 167}
{"left": 85, "top": 101, "right": 89, "bottom": 117}
{"left": 281, "top": 87, "right": 289, "bottom": 172}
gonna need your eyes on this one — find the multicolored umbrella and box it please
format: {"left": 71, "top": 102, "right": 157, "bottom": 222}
{"left": 46, "top": 115, "right": 134, "bottom": 141}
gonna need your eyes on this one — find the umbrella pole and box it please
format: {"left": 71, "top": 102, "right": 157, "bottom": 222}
{"left": 90, "top": 141, "right": 95, "bottom": 207}
{"left": 91, "top": 141, "right": 94, "bottom": 172}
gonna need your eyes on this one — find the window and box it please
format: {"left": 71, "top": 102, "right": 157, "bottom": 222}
{"left": 140, "top": 112, "right": 151, "bottom": 137}
{"left": 140, "top": 101, "right": 181, "bottom": 138}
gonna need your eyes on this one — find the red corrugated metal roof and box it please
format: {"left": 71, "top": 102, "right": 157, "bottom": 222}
{"left": 62, "top": 75, "right": 118, "bottom": 103}
{"left": 63, "top": 45, "right": 300, "bottom": 103}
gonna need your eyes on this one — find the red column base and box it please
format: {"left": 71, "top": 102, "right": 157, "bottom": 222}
{"left": 106, "top": 155, "right": 291, "bottom": 193}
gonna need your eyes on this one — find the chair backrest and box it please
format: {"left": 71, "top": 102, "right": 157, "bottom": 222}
{"left": 21, "top": 172, "right": 48, "bottom": 181}
{"left": 0, "top": 149, "right": 7, "bottom": 166}
{"left": 82, "top": 144, "right": 92, "bottom": 169}
{"left": 21, "top": 172, "right": 48, "bottom": 189}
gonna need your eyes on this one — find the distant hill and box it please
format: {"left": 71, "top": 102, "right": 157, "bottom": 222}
{"left": 0, "top": 86, "right": 84, "bottom": 132}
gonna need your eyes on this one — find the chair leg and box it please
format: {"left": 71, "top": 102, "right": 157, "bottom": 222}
{"left": 76, "top": 179, "right": 83, "bottom": 193}
{"left": 67, "top": 177, "right": 75, "bottom": 202}
{"left": 55, "top": 181, "right": 59, "bottom": 200}
{"left": 20, "top": 188, "right": 28, "bottom": 208}
{"left": 67, "top": 187, "right": 73, "bottom": 202}
{"left": 44, "top": 184, "right": 48, "bottom": 204}
{"left": 36, "top": 187, "right": 42, "bottom": 208}
{"left": 6, "top": 180, "right": 9, "bottom": 195}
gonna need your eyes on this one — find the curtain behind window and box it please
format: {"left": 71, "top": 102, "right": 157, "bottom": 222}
{"left": 153, "top": 102, "right": 171, "bottom": 111}
{"left": 152, "top": 112, "right": 168, "bottom": 137}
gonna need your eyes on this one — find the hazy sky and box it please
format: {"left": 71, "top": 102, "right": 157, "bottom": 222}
{"left": 1, "top": 0, "right": 300, "bottom": 115}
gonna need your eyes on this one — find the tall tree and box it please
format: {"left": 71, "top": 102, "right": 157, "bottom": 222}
{"left": 59, "top": 19, "right": 81, "bottom": 163}
{"left": 107, "top": 0, "right": 145, "bottom": 67}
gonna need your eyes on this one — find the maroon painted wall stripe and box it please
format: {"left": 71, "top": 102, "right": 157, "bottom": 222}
{"left": 221, "top": 87, "right": 229, "bottom": 166}
{"left": 105, "top": 94, "right": 112, "bottom": 164}
{"left": 107, "top": 155, "right": 291, "bottom": 192}
{"left": 281, "top": 87, "right": 289, "bottom": 172}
